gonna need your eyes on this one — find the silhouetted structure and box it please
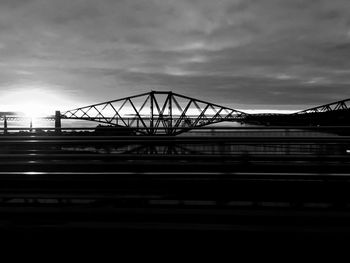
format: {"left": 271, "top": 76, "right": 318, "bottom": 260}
{"left": 2, "top": 91, "right": 350, "bottom": 134}
{"left": 246, "top": 98, "right": 350, "bottom": 127}
{"left": 62, "top": 91, "right": 248, "bottom": 135}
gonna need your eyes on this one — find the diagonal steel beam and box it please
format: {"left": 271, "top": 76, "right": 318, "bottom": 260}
{"left": 128, "top": 98, "right": 149, "bottom": 132}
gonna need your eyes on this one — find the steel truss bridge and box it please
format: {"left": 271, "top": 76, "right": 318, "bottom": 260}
{"left": 1, "top": 91, "right": 350, "bottom": 134}
{"left": 294, "top": 97, "right": 350, "bottom": 115}
{"left": 61, "top": 91, "right": 248, "bottom": 135}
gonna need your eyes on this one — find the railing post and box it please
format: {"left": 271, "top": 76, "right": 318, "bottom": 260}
{"left": 55, "top": 110, "right": 61, "bottom": 133}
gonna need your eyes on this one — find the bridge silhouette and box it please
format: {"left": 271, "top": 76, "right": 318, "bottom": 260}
{"left": 246, "top": 97, "right": 350, "bottom": 126}
{"left": 61, "top": 91, "right": 350, "bottom": 134}
{"left": 1, "top": 91, "right": 350, "bottom": 134}
{"left": 61, "top": 91, "right": 248, "bottom": 135}
{"left": 295, "top": 97, "right": 350, "bottom": 114}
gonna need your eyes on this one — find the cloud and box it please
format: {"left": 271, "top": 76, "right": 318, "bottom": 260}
{"left": 1, "top": 0, "right": 350, "bottom": 111}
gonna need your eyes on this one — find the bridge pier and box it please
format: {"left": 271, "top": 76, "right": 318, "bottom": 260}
{"left": 55, "top": 111, "right": 61, "bottom": 133}
{"left": 3, "top": 116, "right": 7, "bottom": 134}
{"left": 30, "top": 118, "right": 33, "bottom": 132}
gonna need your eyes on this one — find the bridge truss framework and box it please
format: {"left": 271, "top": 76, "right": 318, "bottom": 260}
{"left": 62, "top": 91, "right": 248, "bottom": 135}
{"left": 294, "top": 98, "right": 350, "bottom": 115}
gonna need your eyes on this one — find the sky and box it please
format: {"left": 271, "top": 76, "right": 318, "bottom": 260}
{"left": 1, "top": 0, "right": 350, "bottom": 114}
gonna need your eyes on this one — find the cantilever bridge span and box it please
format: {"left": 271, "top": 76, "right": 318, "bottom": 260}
{"left": 2, "top": 91, "right": 350, "bottom": 134}
{"left": 62, "top": 91, "right": 248, "bottom": 135}
{"left": 294, "top": 97, "right": 350, "bottom": 114}
{"left": 245, "top": 97, "right": 350, "bottom": 126}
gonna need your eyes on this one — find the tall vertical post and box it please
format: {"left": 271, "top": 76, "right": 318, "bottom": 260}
{"left": 4, "top": 116, "right": 7, "bottom": 134}
{"left": 168, "top": 92, "right": 172, "bottom": 135}
{"left": 30, "top": 118, "right": 33, "bottom": 132}
{"left": 55, "top": 110, "right": 61, "bottom": 133}
{"left": 150, "top": 91, "right": 154, "bottom": 135}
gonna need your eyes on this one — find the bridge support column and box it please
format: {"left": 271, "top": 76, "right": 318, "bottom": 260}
{"left": 4, "top": 116, "right": 7, "bottom": 134}
{"left": 30, "top": 118, "right": 33, "bottom": 132}
{"left": 168, "top": 92, "right": 172, "bottom": 135}
{"left": 55, "top": 111, "right": 61, "bottom": 133}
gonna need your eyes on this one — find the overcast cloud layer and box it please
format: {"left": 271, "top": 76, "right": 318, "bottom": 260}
{"left": 1, "top": 0, "right": 350, "bottom": 111}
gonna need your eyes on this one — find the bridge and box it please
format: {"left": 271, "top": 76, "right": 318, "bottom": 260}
{"left": 294, "top": 98, "right": 350, "bottom": 114}
{"left": 245, "top": 97, "right": 350, "bottom": 126}
{"left": 61, "top": 91, "right": 248, "bottom": 135}
{"left": 1, "top": 91, "right": 350, "bottom": 134}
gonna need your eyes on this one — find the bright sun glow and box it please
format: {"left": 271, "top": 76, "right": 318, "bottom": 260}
{"left": 20, "top": 103, "right": 49, "bottom": 118}
{"left": 0, "top": 86, "right": 77, "bottom": 119}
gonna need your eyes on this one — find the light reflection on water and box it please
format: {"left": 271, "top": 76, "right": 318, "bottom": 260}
{"left": 1, "top": 117, "right": 339, "bottom": 141}
{"left": 1, "top": 118, "right": 339, "bottom": 137}
{"left": 3, "top": 118, "right": 98, "bottom": 129}
{"left": 1, "top": 118, "right": 345, "bottom": 156}
{"left": 61, "top": 141, "right": 346, "bottom": 156}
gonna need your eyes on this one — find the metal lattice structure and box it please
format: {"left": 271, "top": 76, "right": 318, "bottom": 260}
{"left": 294, "top": 98, "right": 350, "bottom": 115}
{"left": 62, "top": 91, "right": 248, "bottom": 135}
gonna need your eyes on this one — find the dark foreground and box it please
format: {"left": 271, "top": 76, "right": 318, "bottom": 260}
{"left": 1, "top": 128, "right": 350, "bottom": 251}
